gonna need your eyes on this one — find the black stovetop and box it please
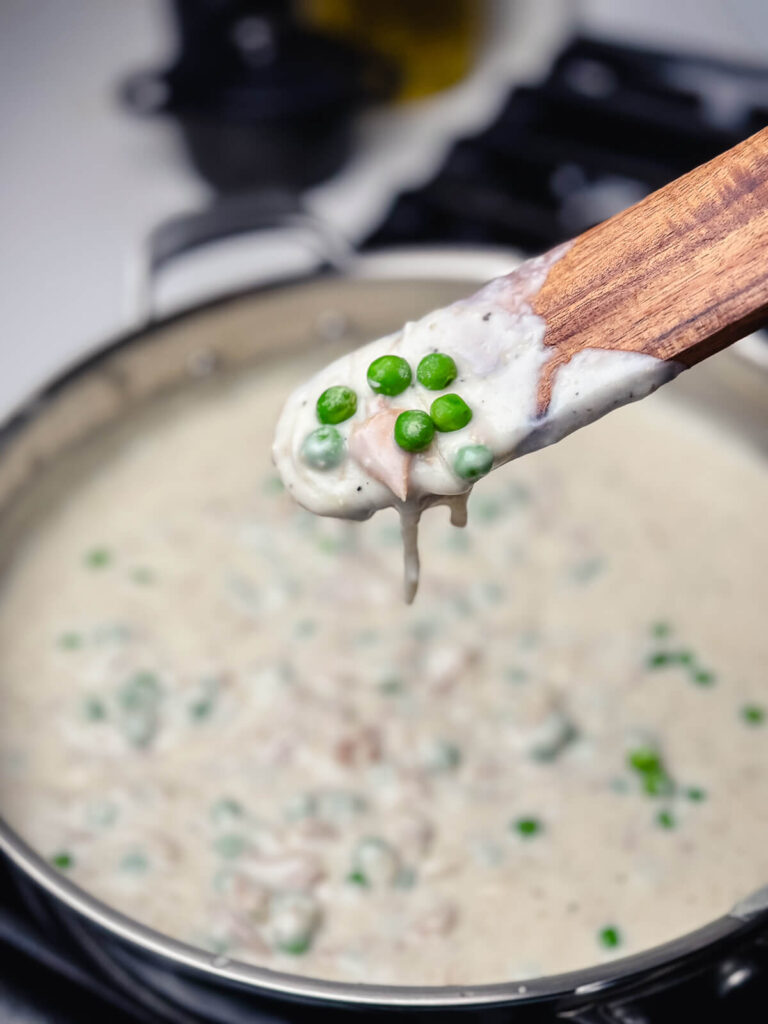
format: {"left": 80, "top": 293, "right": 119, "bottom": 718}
{"left": 3, "top": 34, "right": 768, "bottom": 1024}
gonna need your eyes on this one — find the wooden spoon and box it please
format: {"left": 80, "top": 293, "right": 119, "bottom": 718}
{"left": 275, "top": 128, "right": 768, "bottom": 603}
{"left": 531, "top": 126, "right": 768, "bottom": 417}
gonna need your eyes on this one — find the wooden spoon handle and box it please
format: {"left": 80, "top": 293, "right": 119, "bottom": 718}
{"left": 532, "top": 127, "right": 768, "bottom": 414}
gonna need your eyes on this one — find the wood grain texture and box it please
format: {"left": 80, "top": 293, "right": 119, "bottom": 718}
{"left": 532, "top": 127, "right": 768, "bottom": 414}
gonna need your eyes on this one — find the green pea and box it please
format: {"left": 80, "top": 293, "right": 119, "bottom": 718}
{"left": 627, "top": 746, "right": 674, "bottom": 796}
{"left": 93, "top": 623, "right": 131, "bottom": 645}
{"left": 570, "top": 556, "right": 604, "bottom": 584}
{"left": 118, "top": 671, "right": 161, "bottom": 711}
{"left": 51, "top": 851, "right": 74, "bottom": 870}
{"left": 278, "top": 936, "right": 312, "bottom": 955}
{"left": 270, "top": 893, "right": 321, "bottom": 956}
{"left": 474, "top": 495, "right": 503, "bottom": 522}
{"left": 694, "top": 669, "right": 715, "bottom": 686}
{"left": 367, "top": 355, "right": 412, "bottom": 396}
{"left": 529, "top": 712, "right": 579, "bottom": 763}
{"left": 204, "top": 935, "right": 230, "bottom": 956}
{"left": 301, "top": 426, "right": 344, "bottom": 470}
{"left": 130, "top": 567, "right": 155, "bottom": 586}
{"left": 346, "top": 869, "right": 369, "bottom": 887}
{"left": 378, "top": 524, "right": 402, "bottom": 546}
{"left": 316, "top": 385, "right": 357, "bottom": 424}
{"left": 742, "top": 704, "right": 765, "bottom": 725}
{"left": 82, "top": 696, "right": 107, "bottom": 722}
{"left": 627, "top": 747, "right": 661, "bottom": 774}
{"left": 353, "top": 627, "right": 378, "bottom": 646}
{"left": 120, "top": 850, "right": 149, "bottom": 873}
{"left": 283, "top": 793, "right": 318, "bottom": 822}
{"left": 454, "top": 444, "right": 493, "bottom": 480}
{"left": 394, "top": 410, "right": 435, "bottom": 452}
{"left": 188, "top": 676, "right": 220, "bottom": 722}
{"left": 120, "top": 707, "right": 159, "bottom": 749}
{"left": 513, "top": 817, "right": 542, "bottom": 838}
{"left": 58, "top": 632, "right": 83, "bottom": 650}
{"left": 84, "top": 547, "right": 111, "bottom": 569}
{"left": 378, "top": 677, "right": 406, "bottom": 696}
{"left": 423, "top": 739, "right": 462, "bottom": 773}
{"left": 417, "top": 352, "right": 457, "bottom": 390}
{"left": 647, "top": 649, "right": 694, "bottom": 669}
{"left": 394, "top": 866, "right": 417, "bottom": 889}
{"left": 190, "top": 698, "right": 214, "bottom": 720}
{"left": 116, "top": 673, "right": 161, "bottom": 747}
{"left": 262, "top": 474, "right": 285, "bottom": 494}
{"left": 315, "top": 789, "right": 368, "bottom": 822}
{"left": 210, "top": 798, "right": 245, "bottom": 827}
{"left": 642, "top": 770, "right": 674, "bottom": 797}
{"left": 86, "top": 800, "right": 118, "bottom": 828}
{"left": 445, "top": 532, "right": 471, "bottom": 555}
{"left": 430, "top": 394, "right": 472, "bottom": 432}
{"left": 213, "top": 833, "right": 247, "bottom": 859}
{"left": 350, "top": 837, "right": 400, "bottom": 886}
{"left": 599, "top": 926, "right": 621, "bottom": 949}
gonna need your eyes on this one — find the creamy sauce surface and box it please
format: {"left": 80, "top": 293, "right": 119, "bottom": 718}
{"left": 1, "top": 356, "right": 768, "bottom": 986}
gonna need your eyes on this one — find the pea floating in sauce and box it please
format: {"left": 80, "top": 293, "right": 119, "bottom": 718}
{"left": 349, "top": 837, "right": 400, "bottom": 887}
{"left": 84, "top": 547, "right": 111, "bottom": 569}
{"left": 742, "top": 704, "right": 765, "bottom": 725}
{"left": 58, "top": 631, "right": 83, "bottom": 650}
{"left": 627, "top": 747, "right": 674, "bottom": 797}
{"left": 513, "top": 817, "right": 543, "bottom": 839}
{"left": 599, "top": 926, "right": 622, "bottom": 949}
{"left": 685, "top": 787, "right": 707, "bottom": 802}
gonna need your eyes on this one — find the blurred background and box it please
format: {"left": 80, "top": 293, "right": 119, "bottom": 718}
{"left": 1, "top": 0, "right": 768, "bottom": 412}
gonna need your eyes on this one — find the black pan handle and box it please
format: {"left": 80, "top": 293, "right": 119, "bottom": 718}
{"left": 132, "top": 190, "right": 353, "bottom": 324}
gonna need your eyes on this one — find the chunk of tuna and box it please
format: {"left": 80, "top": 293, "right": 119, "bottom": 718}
{"left": 349, "top": 408, "right": 410, "bottom": 501}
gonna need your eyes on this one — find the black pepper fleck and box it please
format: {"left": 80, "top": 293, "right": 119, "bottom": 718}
{"left": 356, "top": 486, "right": 362, "bottom": 492}
{"left": 483, "top": 312, "right": 492, "bottom": 321}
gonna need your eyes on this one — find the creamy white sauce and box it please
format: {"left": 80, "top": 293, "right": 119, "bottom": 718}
{"left": 273, "top": 253, "right": 679, "bottom": 599}
{"left": 1, "top": 356, "right": 768, "bottom": 986}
